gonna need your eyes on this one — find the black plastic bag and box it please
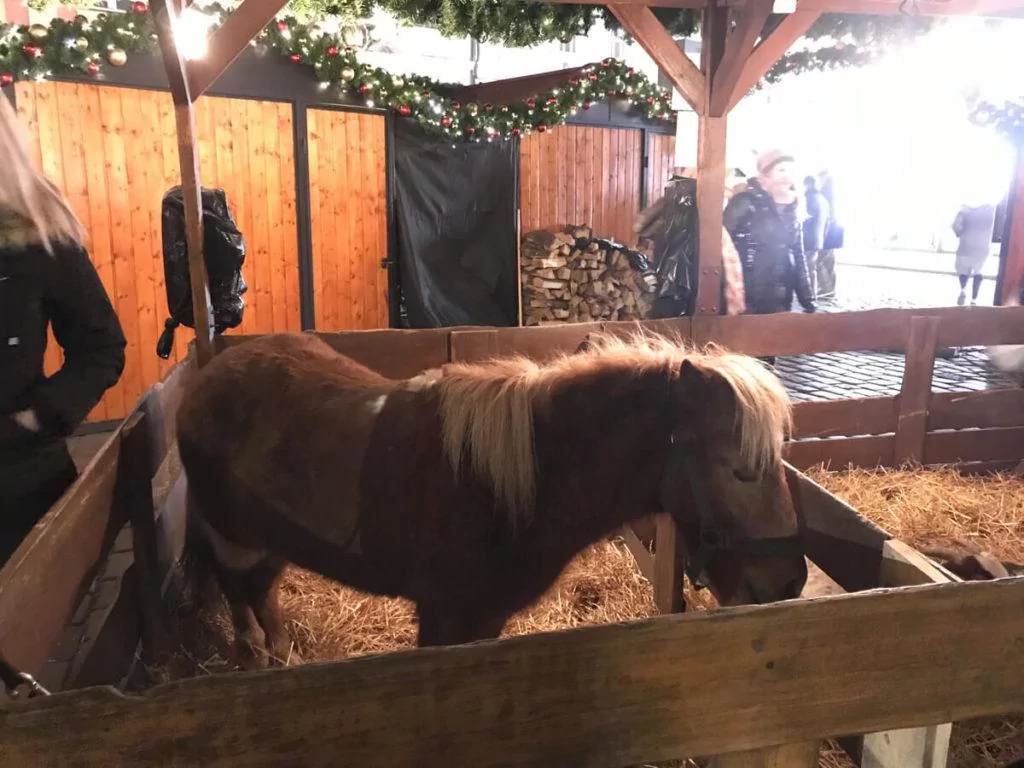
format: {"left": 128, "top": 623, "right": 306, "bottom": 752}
{"left": 157, "top": 186, "right": 247, "bottom": 358}
{"left": 635, "top": 176, "right": 699, "bottom": 318}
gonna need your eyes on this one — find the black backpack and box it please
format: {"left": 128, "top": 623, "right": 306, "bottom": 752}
{"left": 156, "top": 186, "right": 247, "bottom": 359}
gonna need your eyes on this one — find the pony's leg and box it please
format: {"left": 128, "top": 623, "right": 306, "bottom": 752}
{"left": 227, "top": 597, "right": 263, "bottom": 670}
{"left": 247, "top": 561, "right": 298, "bottom": 666}
{"left": 416, "top": 603, "right": 508, "bottom": 647}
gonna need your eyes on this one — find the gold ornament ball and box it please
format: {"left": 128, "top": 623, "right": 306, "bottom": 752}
{"left": 500, "top": 105, "right": 509, "bottom": 113}
{"left": 28, "top": 23, "right": 48, "bottom": 40}
{"left": 391, "top": 75, "right": 404, "bottom": 87}
{"left": 107, "top": 47, "right": 127, "bottom": 66}
{"left": 75, "top": 36, "right": 89, "bottom": 51}
{"left": 467, "top": 102, "right": 479, "bottom": 115}
{"left": 340, "top": 66, "right": 355, "bottom": 82}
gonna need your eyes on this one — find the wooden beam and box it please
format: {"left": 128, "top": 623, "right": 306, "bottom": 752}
{"left": 151, "top": 0, "right": 215, "bottom": 368}
{"left": 892, "top": 316, "right": 939, "bottom": 466}
{"left": 726, "top": 9, "right": 820, "bottom": 112}
{"left": 653, "top": 513, "right": 685, "bottom": 613}
{"left": 2, "top": 580, "right": 1023, "bottom": 766}
{"left": 713, "top": 741, "right": 821, "bottom": 767}
{"left": 999, "top": 147, "right": 1024, "bottom": 304}
{"left": 187, "top": 0, "right": 290, "bottom": 98}
{"left": 694, "top": 1, "right": 729, "bottom": 314}
{"left": 607, "top": 4, "right": 706, "bottom": 113}
{"left": 709, "top": 0, "right": 773, "bottom": 116}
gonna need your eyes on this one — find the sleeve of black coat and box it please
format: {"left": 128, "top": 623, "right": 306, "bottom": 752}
{"left": 723, "top": 194, "right": 755, "bottom": 272}
{"left": 30, "top": 243, "right": 127, "bottom": 436}
{"left": 789, "top": 217, "right": 816, "bottom": 312}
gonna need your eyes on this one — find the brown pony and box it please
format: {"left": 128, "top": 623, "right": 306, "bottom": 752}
{"left": 176, "top": 332, "right": 806, "bottom": 667}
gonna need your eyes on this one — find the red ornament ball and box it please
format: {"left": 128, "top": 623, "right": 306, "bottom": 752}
{"left": 546, "top": 97, "right": 557, "bottom": 106}
{"left": 440, "top": 116, "right": 453, "bottom": 128}
{"left": 606, "top": 91, "right": 617, "bottom": 98}
{"left": 326, "top": 46, "right": 339, "bottom": 57}
{"left": 451, "top": 101, "right": 461, "bottom": 110}
{"left": 511, "top": 127, "right": 520, "bottom": 136}
{"left": 276, "top": 20, "right": 288, "bottom": 31}
{"left": 569, "top": 78, "right": 579, "bottom": 86}
{"left": 587, "top": 73, "right": 597, "bottom": 81}
{"left": 525, "top": 98, "right": 536, "bottom": 109}
{"left": 0, "top": 72, "right": 12, "bottom": 87}
{"left": 289, "top": 54, "right": 301, "bottom": 63}
{"left": 536, "top": 124, "right": 548, "bottom": 133}
{"left": 646, "top": 96, "right": 655, "bottom": 104}
{"left": 466, "top": 127, "right": 476, "bottom": 135}
{"left": 583, "top": 101, "right": 592, "bottom": 110}
{"left": 422, "top": 90, "right": 432, "bottom": 98}
{"left": 131, "top": 1, "right": 147, "bottom": 12}
{"left": 600, "top": 58, "right": 612, "bottom": 67}
{"left": 398, "top": 104, "right": 412, "bottom": 116}
{"left": 86, "top": 62, "right": 99, "bottom": 75}
{"left": 358, "top": 84, "right": 372, "bottom": 94}
{"left": 22, "top": 43, "right": 41, "bottom": 58}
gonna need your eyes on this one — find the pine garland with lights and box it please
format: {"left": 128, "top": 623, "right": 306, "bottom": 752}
{"left": 970, "top": 98, "right": 1024, "bottom": 146}
{"left": 0, "top": 5, "right": 674, "bottom": 142}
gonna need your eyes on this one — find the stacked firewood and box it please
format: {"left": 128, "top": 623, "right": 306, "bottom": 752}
{"left": 520, "top": 226, "right": 657, "bottom": 326}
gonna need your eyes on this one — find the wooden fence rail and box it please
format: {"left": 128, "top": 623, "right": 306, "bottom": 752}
{"left": 1, "top": 578, "right": 1021, "bottom": 767}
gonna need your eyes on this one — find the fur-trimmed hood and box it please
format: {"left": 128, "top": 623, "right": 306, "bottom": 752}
{"left": 0, "top": 208, "right": 46, "bottom": 251}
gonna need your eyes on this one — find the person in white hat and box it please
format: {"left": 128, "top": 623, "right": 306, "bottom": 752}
{"left": 723, "top": 149, "right": 816, "bottom": 319}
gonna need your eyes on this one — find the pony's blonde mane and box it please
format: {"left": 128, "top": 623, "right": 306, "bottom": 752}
{"left": 437, "top": 332, "right": 792, "bottom": 529}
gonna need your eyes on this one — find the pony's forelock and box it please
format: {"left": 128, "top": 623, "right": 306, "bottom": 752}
{"left": 436, "top": 331, "right": 792, "bottom": 529}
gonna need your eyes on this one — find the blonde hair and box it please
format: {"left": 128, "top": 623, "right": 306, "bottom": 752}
{"left": 0, "top": 93, "right": 84, "bottom": 253}
{"left": 438, "top": 332, "right": 792, "bottom": 529}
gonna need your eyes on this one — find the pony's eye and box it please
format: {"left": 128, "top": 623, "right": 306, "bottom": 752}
{"left": 733, "top": 468, "right": 758, "bottom": 482}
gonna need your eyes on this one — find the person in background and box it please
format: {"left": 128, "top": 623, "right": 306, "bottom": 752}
{"left": 802, "top": 175, "right": 829, "bottom": 300}
{"left": 817, "top": 170, "right": 843, "bottom": 302}
{"left": 0, "top": 94, "right": 126, "bottom": 565}
{"left": 724, "top": 149, "right": 816, "bottom": 317}
{"left": 952, "top": 198, "right": 997, "bottom": 306}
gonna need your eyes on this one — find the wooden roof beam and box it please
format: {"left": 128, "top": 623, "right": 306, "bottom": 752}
{"left": 725, "top": 8, "right": 820, "bottom": 112}
{"left": 708, "top": 0, "right": 772, "bottom": 116}
{"left": 188, "top": 0, "right": 291, "bottom": 98}
{"left": 608, "top": 4, "right": 706, "bottom": 112}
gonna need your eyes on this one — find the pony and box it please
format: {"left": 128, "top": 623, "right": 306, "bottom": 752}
{"left": 175, "top": 331, "right": 807, "bottom": 667}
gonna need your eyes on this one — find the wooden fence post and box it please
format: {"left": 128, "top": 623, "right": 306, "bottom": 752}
{"left": 712, "top": 741, "right": 821, "bottom": 768}
{"left": 893, "top": 316, "right": 940, "bottom": 466}
{"left": 653, "top": 514, "right": 685, "bottom": 614}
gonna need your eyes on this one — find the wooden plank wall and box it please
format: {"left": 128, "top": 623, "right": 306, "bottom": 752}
{"left": 16, "top": 81, "right": 300, "bottom": 422}
{"left": 520, "top": 124, "right": 644, "bottom": 245}
{"left": 306, "top": 108, "right": 389, "bottom": 331}
{"left": 645, "top": 132, "right": 676, "bottom": 207}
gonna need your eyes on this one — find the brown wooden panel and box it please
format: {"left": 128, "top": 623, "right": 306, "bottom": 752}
{"left": 928, "top": 388, "right": 1024, "bottom": 431}
{"left": 520, "top": 125, "right": 642, "bottom": 244}
{"left": 933, "top": 305, "right": 1024, "bottom": 346}
{"left": 785, "top": 435, "right": 895, "bottom": 470}
{"left": 3, "top": 579, "right": 1023, "bottom": 766}
{"left": 16, "top": 82, "right": 299, "bottom": 421}
{"left": 307, "top": 108, "right": 388, "bottom": 331}
{"left": 893, "top": 316, "right": 939, "bottom": 465}
{"left": 923, "top": 427, "right": 1024, "bottom": 465}
{"left": 792, "top": 397, "right": 897, "bottom": 439}
{"left": 645, "top": 133, "right": 676, "bottom": 208}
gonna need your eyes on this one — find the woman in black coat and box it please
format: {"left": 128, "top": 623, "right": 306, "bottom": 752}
{"left": 0, "top": 95, "right": 126, "bottom": 564}
{"left": 724, "top": 150, "right": 816, "bottom": 316}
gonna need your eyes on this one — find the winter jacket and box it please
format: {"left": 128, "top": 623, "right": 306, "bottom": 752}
{"left": 723, "top": 179, "right": 815, "bottom": 314}
{"left": 953, "top": 204, "right": 996, "bottom": 275}
{"left": 802, "top": 188, "right": 829, "bottom": 253}
{"left": 0, "top": 209, "right": 126, "bottom": 497}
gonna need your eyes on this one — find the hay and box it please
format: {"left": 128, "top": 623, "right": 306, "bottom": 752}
{"left": 161, "top": 466, "right": 1023, "bottom": 768}
{"left": 808, "top": 464, "right": 1024, "bottom": 768}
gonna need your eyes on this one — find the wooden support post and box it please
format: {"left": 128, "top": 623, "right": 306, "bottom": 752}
{"left": 694, "top": 2, "right": 728, "bottom": 314}
{"left": 998, "top": 145, "right": 1024, "bottom": 304}
{"left": 725, "top": 10, "right": 821, "bottom": 113}
{"left": 893, "top": 316, "right": 940, "bottom": 466}
{"left": 151, "top": 0, "right": 215, "bottom": 367}
{"left": 653, "top": 513, "right": 685, "bottom": 614}
{"left": 119, "top": 413, "right": 171, "bottom": 665}
{"left": 607, "top": 4, "right": 705, "bottom": 112}
{"left": 709, "top": 0, "right": 773, "bottom": 116}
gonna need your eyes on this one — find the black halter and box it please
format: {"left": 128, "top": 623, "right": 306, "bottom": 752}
{"left": 660, "top": 434, "right": 804, "bottom": 590}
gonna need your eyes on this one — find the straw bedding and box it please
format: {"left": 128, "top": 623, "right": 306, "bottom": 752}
{"left": 162, "top": 466, "right": 1023, "bottom": 767}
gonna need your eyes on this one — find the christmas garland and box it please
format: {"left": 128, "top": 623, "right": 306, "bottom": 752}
{"left": 969, "top": 98, "right": 1024, "bottom": 145}
{"left": 0, "top": 4, "right": 675, "bottom": 141}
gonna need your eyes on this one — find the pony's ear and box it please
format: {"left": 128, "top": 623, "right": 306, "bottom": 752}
{"left": 677, "top": 359, "right": 709, "bottom": 394}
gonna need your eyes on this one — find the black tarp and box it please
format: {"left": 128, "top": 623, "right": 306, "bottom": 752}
{"left": 393, "top": 119, "right": 518, "bottom": 328}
